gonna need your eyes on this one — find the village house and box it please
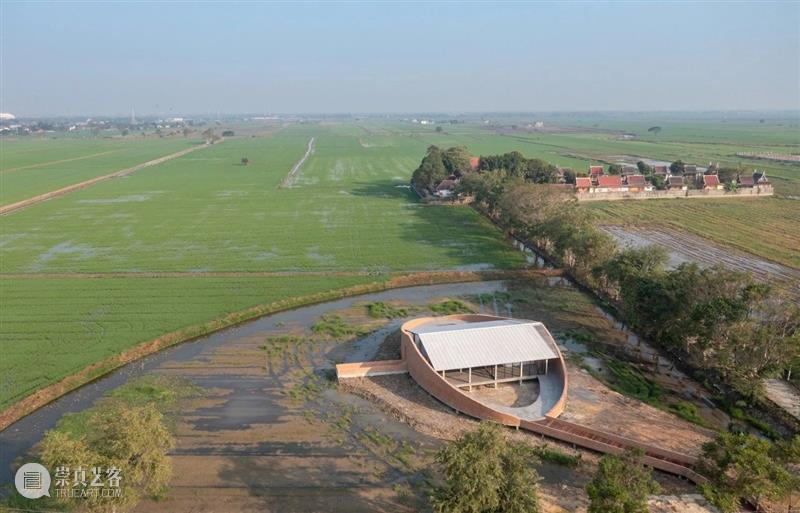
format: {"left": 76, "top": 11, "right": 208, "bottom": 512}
{"left": 595, "top": 175, "right": 626, "bottom": 193}
{"left": 575, "top": 176, "right": 592, "bottom": 192}
{"left": 434, "top": 178, "right": 458, "bottom": 198}
{"left": 667, "top": 175, "right": 687, "bottom": 190}
{"left": 683, "top": 165, "right": 704, "bottom": 181}
{"left": 624, "top": 174, "right": 652, "bottom": 192}
{"left": 653, "top": 165, "right": 668, "bottom": 177}
{"left": 621, "top": 166, "right": 638, "bottom": 177}
{"left": 702, "top": 174, "right": 724, "bottom": 190}
{"left": 738, "top": 174, "right": 754, "bottom": 187}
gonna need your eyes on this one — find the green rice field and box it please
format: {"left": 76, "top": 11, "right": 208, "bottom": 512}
{"left": 1, "top": 118, "right": 798, "bottom": 410}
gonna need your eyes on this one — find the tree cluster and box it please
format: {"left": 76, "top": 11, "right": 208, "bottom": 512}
{"left": 594, "top": 247, "right": 800, "bottom": 398}
{"left": 40, "top": 403, "right": 174, "bottom": 512}
{"left": 698, "top": 432, "right": 800, "bottom": 512}
{"left": 411, "top": 145, "right": 472, "bottom": 195}
{"left": 586, "top": 449, "right": 660, "bottom": 513}
{"left": 477, "top": 151, "right": 559, "bottom": 184}
{"left": 430, "top": 422, "right": 541, "bottom": 513}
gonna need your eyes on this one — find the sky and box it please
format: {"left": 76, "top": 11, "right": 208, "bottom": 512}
{"left": 2, "top": 1, "right": 799, "bottom": 117}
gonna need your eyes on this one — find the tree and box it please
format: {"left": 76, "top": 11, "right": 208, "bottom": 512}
{"left": 120, "top": 128, "right": 129, "bottom": 137}
{"left": 40, "top": 403, "right": 174, "bottom": 512}
{"left": 182, "top": 127, "right": 191, "bottom": 138}
{"left": 222, "top": 130, "right": 235, "bottom": 137}
{"left": 607, "top": 164, "right": 623, "bottom": 175}
{"left": 435, "top": 125, "right": 443, "bottom": 132}
{"left": 430, "top": 422, "right": 540, "bottom": 513}
{"left": 669, "top": 160, "right": 685, "bottom": 175}
{"left": 442, "top": 146, "right": 473, "bottom": 177}
{"left": 698, "top": 432, "right": 800, "bottom": 513}
{"left": 636, "top": 161, "right": 652, "bottom": 176}
{"left": 562, "top": 168, "right": 576, "bottom": 184}
{"left": 586, "top": 449, "right": 660, "bottom": 513}
{"left": 411, "top": 145, "right": 448, "bottom": 195}
{"left": 241, "top": 157, "right": 249, "bottom": 166}
{"left": 647, "top": 126, "right": 662, "bottom": 136}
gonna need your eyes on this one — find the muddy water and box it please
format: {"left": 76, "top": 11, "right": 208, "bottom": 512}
{"left": 0, "top": 281, "right": 507, "bottom": 491}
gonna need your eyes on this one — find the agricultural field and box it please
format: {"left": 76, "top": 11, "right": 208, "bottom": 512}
{"left": 0, "top": 123, "right": 529, "bottom": 409}
{"left": 1, "top": 117, "right": 798, "bottom": 413}
{"left": 0, "top": 136, "right": 201, "bottom": 204}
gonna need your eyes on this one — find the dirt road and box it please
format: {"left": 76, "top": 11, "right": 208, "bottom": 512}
{"left": 0, "top": 142, "right": 212, "bottom": 215}
{"left": 280, "top": 137, "right": 315, "bottom": 188}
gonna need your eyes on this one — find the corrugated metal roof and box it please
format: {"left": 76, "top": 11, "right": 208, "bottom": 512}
{"left": 411, "top": 320, "right": 558, "bottom": 371}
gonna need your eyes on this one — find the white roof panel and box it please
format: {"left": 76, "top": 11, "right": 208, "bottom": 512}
{"left": 411, "top": 319, "right": 558, "bottom": 372}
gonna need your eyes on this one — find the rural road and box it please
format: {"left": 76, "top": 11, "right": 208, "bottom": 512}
{"left": 0, "top": 141, "right": 214, "bottom": 216}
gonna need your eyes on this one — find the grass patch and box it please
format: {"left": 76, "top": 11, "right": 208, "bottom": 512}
{"left": 533, "top": 444, "right": 581, "bottom": 467}
{"left": 311, "top": 314, "right": 370, "bottom": 339}
{"left": 260, "top": 334, "right": 309, "bottom": 362}
{"left": 366, "top": 301, "right": 413, "bottom": 319}
{"left": 428, "top": 299, "right": 475, "bottom": 315}
{"left": 589, "top": 353, "right": 662, "bottom": 405}
{"left": 668, "top": 401, "right": 713, "bottom": 429}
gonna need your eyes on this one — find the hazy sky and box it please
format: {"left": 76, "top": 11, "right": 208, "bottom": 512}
{"left": 2, "top": 1, "right": 799, "bottom": 117}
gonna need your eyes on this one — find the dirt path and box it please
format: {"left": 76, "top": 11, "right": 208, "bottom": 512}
{"left": 0, "top": 150, "right": 119, "bottom": 173}
{"left": 0, "top": 142, "right": 212, "bottom": 215}
{"left": 280, "top": 137, "right": 315, "bottom": 188}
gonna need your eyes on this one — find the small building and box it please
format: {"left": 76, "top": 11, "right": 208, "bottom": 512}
{"left": 624, "top": 174, "right": 652, "bottom": 192}
{"left": 434, "top": 179, "right": 458, "bottom": 198}
{"left": 667, "top": 176, "right": 687, "bottom": 190}
{"left": 595, "top": 175, "right": 625, "bottom": 192}
{"left": 653, "top": 165, "right": 668, "bottom": 176}
{"left": 703, "top": 174, "right": 723, "bottom": 190}
{"left": 738, "top": 174, "right": 755, "bottom": 188}
{"left": 575, "top": 176, "right": 592, "bottom": 192}
{"left": 683, "top": 165, "right": 703, "bottom": 180}
{"left": 621, "top": 166, "right": 638, "bottom": 176}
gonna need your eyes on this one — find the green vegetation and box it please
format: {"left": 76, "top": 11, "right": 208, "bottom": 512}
{"left": 4, "top": 376, "right": 196, "bottom": 512}
{"left": 600, "top": 356, "right": 663, "bottom": 405}
{"left": 698, "top": 432, "right": 800, "bottom": 512}
{"left": 586, "top": 449, "right": 660, "bottom": 513}
{"left": 366, "top": 301, "right": 413, "bottom": 319}
{"left": 430, "top": 422, "right": 541, "bottom": 513}
{"left": 532, "top": 444, "right": 581, "bottom": 468}
{"left": 428, "top": 299, "right": 475, "bottom": 315}
{"left": 311, "top": 314, "right": 370, "bottom": 339}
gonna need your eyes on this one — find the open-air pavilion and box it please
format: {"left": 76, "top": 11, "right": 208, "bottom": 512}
{"left": 409, "top": 319, "right": 560, "bottom": 392}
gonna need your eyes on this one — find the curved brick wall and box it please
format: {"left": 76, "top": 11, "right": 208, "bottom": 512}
{"left": 400, "top": 314, "right": 568, "bottom": 423}
{"left": 399, "top": 314, "right": 704, "bottom": 484}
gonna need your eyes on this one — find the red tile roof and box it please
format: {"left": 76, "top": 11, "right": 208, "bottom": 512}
{"left": 589, "top": 165, "right": 604, "bottom": 176}
{"left": 597, "top": 175, "right": 623, "bottom": 187}
{"left": 667, "top": 176, "right": 685, "bottom": 187}
{"left": 739, "top": 175, "right": 755, "bottom": 187}
{"left": 575, "top": 177, "right": 592, "bottom": 188}
{"left": 653, "top": 165, "right": 668, "bottom": 175}
{"left": 703, "top": 175, "right": 720, "bottom": 187}
{"left": 470, "top": 157, "right": 480, "bottom": 170}
{"left": 625, "top": 175, "right": 646, "bottom": 187}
